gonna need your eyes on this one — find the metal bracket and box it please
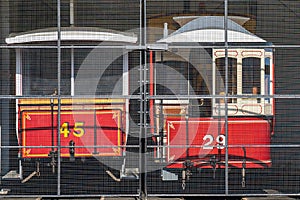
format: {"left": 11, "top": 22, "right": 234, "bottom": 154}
{"left": 21, "top": 161, "right": 40, "bottom": 183}
{"left": 242, "top": 147, "right": 246, "bottom": 188}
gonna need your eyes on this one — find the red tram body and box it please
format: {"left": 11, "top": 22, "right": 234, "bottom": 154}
{"left": 165, "top": 117, "right": 271, "bottom": 169}
{"left": 19, "top": 99, "right": 125, "bottom": 158}
{"left": 10, "top": 16, "right": 274, "bottom": 185}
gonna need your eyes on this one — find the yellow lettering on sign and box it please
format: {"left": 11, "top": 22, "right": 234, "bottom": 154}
{"left": 60, "top": 122, "right": 85, "bottom": 138}
{"left": 60, "top": 122, "right": 70, "bottom": 138}
{"left": 73, "top": 122, "right": 85, "bottom": 137}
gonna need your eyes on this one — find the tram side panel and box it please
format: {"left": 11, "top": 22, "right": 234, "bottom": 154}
{"left": 18, "top": 99, "right": 126, "bottom": 159}
{"left": 164, "top": 117, "right": 271, "bottom": 169}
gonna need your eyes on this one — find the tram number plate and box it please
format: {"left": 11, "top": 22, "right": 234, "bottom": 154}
{"left": 60, "top": 122, "right": 85, "bottom": 138}
{"left": 203, "top": 134, "right": 226, "bottom": 149}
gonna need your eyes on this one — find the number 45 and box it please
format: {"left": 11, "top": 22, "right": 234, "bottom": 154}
{"left": 203, "top": 134, "right": 226, "bottom": 149}
{"left": 60, "top": 122, "right": 85, "bottom": 138}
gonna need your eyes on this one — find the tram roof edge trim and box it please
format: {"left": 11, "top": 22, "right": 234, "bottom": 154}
{"left": 158, "top": 16, "right": 266, "bottom": 44}
{"left": 173, "top": 15, "right": 251, "bottom": 27}
{"left": 5, "top": 27, "right": 137, "bottom": 44}
{"left": 158, "top": 29, "right": 266, "bottom": 43}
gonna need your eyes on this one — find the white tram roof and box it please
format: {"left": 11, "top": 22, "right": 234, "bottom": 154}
{"left": 158, "top": 16, "right": 266, "bottom": 43}
{"left": 5, "top": 26, "right": 137, "bottom": 44}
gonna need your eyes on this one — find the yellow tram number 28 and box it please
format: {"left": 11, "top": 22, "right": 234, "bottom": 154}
{"left": 60, "top": 122, "right": 85, "bottom": 138}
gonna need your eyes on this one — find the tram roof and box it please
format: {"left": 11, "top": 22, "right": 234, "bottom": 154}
{"left": 5, "top": 26, "right": 137, "bottom": 44}
{"left": 158, "top": 16, "right": 266, "bottom": 43}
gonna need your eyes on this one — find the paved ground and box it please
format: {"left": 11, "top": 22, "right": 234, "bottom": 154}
{"left": 0, "top": 197, "right": 299, "bottom": 200}
{"left": 0, "top": 198, "right": 183, "bottom": 200}
{"left": 241, "top": 197, "right": 297, "bottom": 200}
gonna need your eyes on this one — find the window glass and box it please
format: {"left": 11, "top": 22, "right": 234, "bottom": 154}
{"left": 23, "top": 49, "right": 60, "bottom": 95}
{"left": 215, "top": 57, "right": 237, "bottom": 103}
{"left": 265, "top": 57, "right": 271, "bottom": 102}
{"left": 242, "top": 57, "right": 261, "bottom": 94}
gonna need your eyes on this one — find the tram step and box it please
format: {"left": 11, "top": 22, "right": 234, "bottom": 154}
{"left": 2, "top": 170, "right": 21, "bottom": 180}
{"left": 161, "top": 169, "right": 178, "bottom": 181}
{"left": 120, "top": 167, "right": 139, "bottom": 179}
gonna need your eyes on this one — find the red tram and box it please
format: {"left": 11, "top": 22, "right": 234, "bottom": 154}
{"left": 7, "top": 16, "right": 274, "bottom": 187}
{"left": 155, "top": 47, "right": 274, "bottom": 169}
{"left": 151, "top": 16, "right": 274, "bottom": 187}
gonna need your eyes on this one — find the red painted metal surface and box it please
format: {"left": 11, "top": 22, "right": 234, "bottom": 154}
{"left": 165, "top": 117, "right": 271, "bottom": 169}
{"left": 20, "top": 110, "right": 124, "bottom": 158}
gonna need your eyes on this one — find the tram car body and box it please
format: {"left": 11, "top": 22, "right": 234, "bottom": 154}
{"left": 9, "top": 16, "right": 274, "bottom": 184}
{"left": 153, "top": 16, "right": 274, "bottom": 175}
{"left": 6, "top": 27, "right": 136, "bottom": 181}
{"left": 155, "top": 48, "right": 274, "bottom": 170}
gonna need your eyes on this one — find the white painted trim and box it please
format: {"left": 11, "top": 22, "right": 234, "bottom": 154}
{"left": 6, "top": 30, "right": 137, "bottom": 44}
{"left": 158, "top": 29, "right": 266, "bottom": 43}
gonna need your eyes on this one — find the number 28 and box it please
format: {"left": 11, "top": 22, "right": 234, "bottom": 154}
{"left": 203, "top": 134, "right": 226, "bottom": 149}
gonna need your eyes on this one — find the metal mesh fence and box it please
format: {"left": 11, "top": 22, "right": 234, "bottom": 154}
{"left": 0, "top": 0, "right": 300, "bottom": 199}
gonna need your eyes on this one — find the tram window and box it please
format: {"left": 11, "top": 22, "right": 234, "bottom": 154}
{"left": 23, "top": 49, "right": 66, "bottom": 95}
{"left": 242, "top": 58, "right": 261, "bottom": 94}
{"left": 96, "top": 56, "right": 123, "bottom": 95}
{"left": 215, "top": 58, "right": 237, "bottom": 103}
{"left": 265, "top": 57, "right": 271, "bottom": 102}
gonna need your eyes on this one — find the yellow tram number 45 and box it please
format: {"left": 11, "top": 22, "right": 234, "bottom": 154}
{"left": 60, "top": 122, "right": 85, "bottom": 138}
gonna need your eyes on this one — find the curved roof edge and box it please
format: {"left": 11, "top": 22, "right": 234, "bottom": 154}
{"left": 158, "top": 29, "right": 266, "bottom": 43}
{"left": 5, "top": 27, "right": 137, "bottom": 44}
{"left": 158, "top": 16, "right": 266, "bottom": 44}
{"left": 173, "top": 15, "right": 251, "bottom": 27}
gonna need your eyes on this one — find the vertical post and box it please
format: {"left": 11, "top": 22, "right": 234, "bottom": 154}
{"left": 16, "top": 49, "right": 22, "bottom": 179}
{"left": 139, "top": 0, "right": 147, "bottom": 199}
{"left": 271, "top": 50, "right": 275, "bottom": 115}
{"left": 16, "top": 49, "right": 22, "bottom": 96}
{"left": 70, "top": 0, "right": 74, "bottom": 26}
{"left": 149, "top": 51, "right": 154, "bottom": 135}
{"left": 70, "top": 0, "right": 75, "bottom": 96}
{"left": 224, "top": 0, "right": 229, "bottom": 195}
{"left": 71, "top": 48, "right": 75, "bottom": 96}
{"left": 163, "top": 23, "right": 168, "bottom": 38}
{"left": 93, "top": 109, "right": 97, "bottom": 154}
{"left": 1, "top": 0, "right": 10, "bottom": 177}
{"left": 16, "top": 48, "right": 22, "bottom": 140}
{"left": 123, "top": 52, "right": 130, "bottom": 145}
{"left": 57, "top": 0, "right": 62, "bottom": 196}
